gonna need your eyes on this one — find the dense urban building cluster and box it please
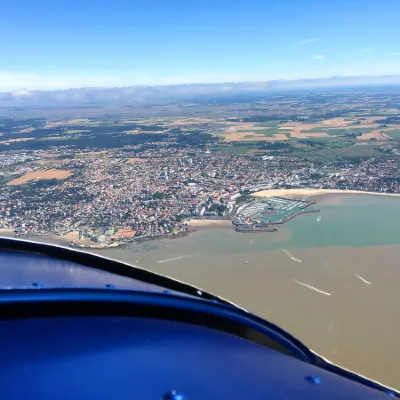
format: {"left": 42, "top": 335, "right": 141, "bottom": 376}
{"left": 1, "top": 143, "right": 400, "bottom": 246}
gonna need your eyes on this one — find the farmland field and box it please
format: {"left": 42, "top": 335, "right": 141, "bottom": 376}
{"left": 7, "top": 169, "right": 72, "bottom": 186}
{"left": 385, "top": 129, "right": 400, "bottom": 139}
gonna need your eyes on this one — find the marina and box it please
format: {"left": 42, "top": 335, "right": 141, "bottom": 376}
{"left": 233, "top": 196, "right": 320, "bottom": 231}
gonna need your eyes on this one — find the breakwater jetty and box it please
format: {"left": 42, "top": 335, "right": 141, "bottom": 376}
{"left": 235, "top": 224, "right": 277, "bottom": 233}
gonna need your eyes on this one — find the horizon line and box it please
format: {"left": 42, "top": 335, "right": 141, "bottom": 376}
{"left": 2, "top": 73, "right": 400, "bottom": 93}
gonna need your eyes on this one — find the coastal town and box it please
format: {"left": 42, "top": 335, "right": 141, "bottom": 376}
{"left": 2, "top": 87, "right": 400, "bottom": 248}
{"left": 1, "top": 143, "right": 400, "bottom": 248}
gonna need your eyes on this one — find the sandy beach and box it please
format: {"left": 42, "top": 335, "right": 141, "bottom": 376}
{"left": 58, "top": 231, "right": 80, "bottom": 242}
{"left": 252, "top": 188, "right": 400, "bottom": 199}
{"left": 0, "top": 228, "right": 15, "bottom": 237}
{"left": 0, "top": 230, "right": 79, "bottom": 244}
{"left": 188, "top": 219, "right": 233, "bottom": 231}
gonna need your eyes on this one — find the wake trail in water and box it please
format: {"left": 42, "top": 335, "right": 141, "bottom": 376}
{"left": 158, "top": 254, "right": 199, "bottom": 264}
{"left": 293, "top": 279, "right": 332, "bottom": 296}
{"left": 354, "top": 273, "right": 371, "bottom": 285}
{"left": 282, "top": 249, "right": 302, "bottom": 263}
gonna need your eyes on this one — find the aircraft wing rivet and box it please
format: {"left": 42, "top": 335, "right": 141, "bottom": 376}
{"left": 305, "top": 375, "right": 321, "bottom": 385}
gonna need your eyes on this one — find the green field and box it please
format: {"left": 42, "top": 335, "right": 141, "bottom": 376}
{"left": 385, "top": 129, "right": 400, "bottom": 139}
{"left": 254, "top": 122, "right": 282, "bottom": 127}
{"left": 214, "top": 144, "right": 256, "bottom": 154}
{"left": 301, "top": 127, "right": 375, "bottom": 135}
{"left": 235, "top": 128, "right": 292, "bottom": 137}
{"left": 291, "top": 143, "right": 381, "bottom": 163}
{"left": 261, "top": 129, "right": 279, "bottom": 137}
{"left": 214, "top": 134, "right": 380, "bottom": 159}
{"left": 301, "top": 127, "right": 342, "bottom": 133}
{"left": 296, "top": 137, "right": 355, "bottom": 148}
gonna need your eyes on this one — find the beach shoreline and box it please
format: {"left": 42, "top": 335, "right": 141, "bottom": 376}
{"left": 187, "top": 219, "right": 233, "bottom": 232}
{"left": 2, "top": 189, "right": 399, "bottom": 244}
{"left": 252, "top": 188, "right": 400, "bottom": 199}
{"left": 0, "top": 230, "right": 79, "bottom": 245}
{"left": 0, "top": 228, "right": 15, "bottom": 236}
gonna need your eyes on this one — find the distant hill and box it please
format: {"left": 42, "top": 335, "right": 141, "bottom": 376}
{"left": 1, "top": 75, "right": 400, "bottom": 109}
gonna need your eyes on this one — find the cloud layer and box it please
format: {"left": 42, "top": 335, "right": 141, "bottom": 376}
{"left": 1, "top": 75, "right": 400, "bottom": 109}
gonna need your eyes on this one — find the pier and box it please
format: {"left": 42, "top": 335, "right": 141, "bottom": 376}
{"left": 267, "top": 208, "right": 319, "bottom": 226}
{"left": 235, "top": 225, "right": 277, "bottom": 233}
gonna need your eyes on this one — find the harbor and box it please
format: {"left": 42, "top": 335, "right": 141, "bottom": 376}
{"left": 10, "top": 196, "right": 320, "bottom": 248}
{"left": 233, "top": 196, "right": 320, "bottom": 231}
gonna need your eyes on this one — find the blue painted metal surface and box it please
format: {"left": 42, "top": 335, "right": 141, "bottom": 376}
{"left": 0, "top": 316, "right": 393, "bottom": 400}
{"left": 0, "top": 238, "right": 398, "bottom": 399}
{"left": 0, "top": 250, "right": 190, "bottom": 297}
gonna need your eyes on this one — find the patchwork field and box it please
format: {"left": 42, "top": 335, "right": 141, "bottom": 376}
{"left": 357, "top": 131, "right": 390, "bottom": 141}
{"left": 169, "top": 118, "right": 212, "bottom": 126}
{"left": 219, "top": 121, "right": 291, "bottom": 141}
{"left": 46, "top": 119, "right": 91, "bottom": 128}
{"left": 214, "top": 117, "right": 400, "bottom": 144}
{"left": 384, "top": 129, "right": 400, "bottom": 140}
{"left": 221, "top": 131, "right": 289, "bottom": 141}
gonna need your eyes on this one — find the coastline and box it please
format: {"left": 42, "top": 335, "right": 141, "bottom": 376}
{"left": 252, "top": 188, "right": 400, "bottom": 199}
{"left": 58, "top": 231, "right": 80, "bottom": 242}
{"left": 3, "top": 189, "right": 400, "bottom": 246}
{"left": 187, "top": 219, "right": 233, "bottom": 232}
{"left": 0, "top": 229, "right": 79, "bottom": 245}
{"left": 0, "top": 228, "right": 15, "bottom": 238}
{"left": 0, "top": 228, "right": 14, "bottom": 233}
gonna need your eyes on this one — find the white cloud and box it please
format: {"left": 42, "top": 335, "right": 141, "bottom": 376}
{"left": 392, "top": 52, "right": 400, "bottom": 56}
{"left": 2, "top": 64, "right": 400, "bottom": 92}
{"left": 361, "top": 48, "right": 373, "bottom": 52}
{"left": 0, "top": 71, "right": 125, "bottom": 91}
{"left": 313, "top": 55, "right": 324, "bottom": 60}
{"left": 298, "top": 38, "right": 321, "bottom": 44}
{"left": 0, "top": 70, "right": 277, "bottom": 91}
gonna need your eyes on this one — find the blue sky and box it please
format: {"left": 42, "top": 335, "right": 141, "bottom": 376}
{"left": 1, "top": 0, "right": 400, "bottom": 90}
